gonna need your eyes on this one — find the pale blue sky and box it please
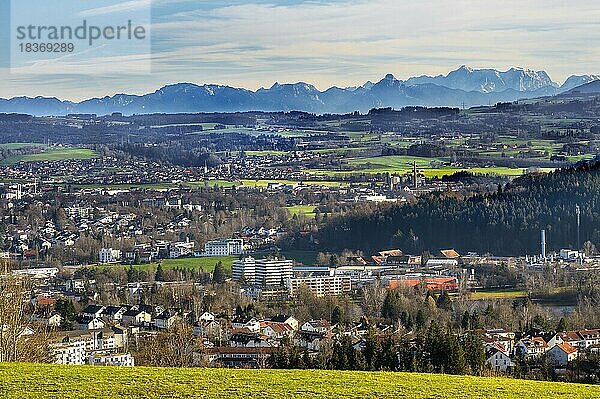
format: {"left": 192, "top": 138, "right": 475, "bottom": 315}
{"left": 1, "top": 0, "right": 599, "bottom": 100}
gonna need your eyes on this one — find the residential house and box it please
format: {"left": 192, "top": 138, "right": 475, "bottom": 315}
{"left": 81, "top": 305, "right": 106, "bottom": 319}
{"left": 101, "top": 306, "right": 127, "bottom": 323}
{"left": 99, "top": 248, "right": 121, "bottom": 264}
{"left": 548, "top": 342, "right": 578, "bottom": 366}
{"left": 486, "top": 347, "right": 514, "bottom": 372}
{"left": 198, "top": 312, "right": 215, "bottom": 323}
{"left": 193, "top": 320, "right": 222, "bottom": 340}
{"left": 154, "top": 310, "right": 182, "bottom": 330}
{"left": 204, "top": 347, "right": 274, "bottom": 368}
{"left": 270, "top": 315, "right": 299, "bottom": 331}
{"left": 301, "top": 320, "right": 334, "bottom": 334}
{"left": 261, "top": 322, "right": 295, "bottom": 340}
{"left": 39, "top": 313, "right": 63, "bottom": 328}
{"left": 121, "top": 309, "right": 152, "bottom": 327}
{"left": 548, "top": 331, "right": 584, "bottom": 349}
{"left": 516, "top": 337, "right": 549, "bottom": 359}
{"left": 231, "top": 316, "right": 261, "bottom": 333}
{"left": 75, "top": 316, "right": 105, "bottom": 331}
{"left": 482, "top": 329, "right": 516, "bottom": 354}
{"left": 579, "top": 330, "right": 600, "bottom": 349}
{"left": 229, "top": 331, "right": 272, "bottom": 348}
{"left": 440, "top": 249, "right": 461, "bottom": 259}
{"left": 294, "top": 330, "right": 333, "bottom": 351}
{"left": 169, "top": 241, "right": 195, "bottom": 259}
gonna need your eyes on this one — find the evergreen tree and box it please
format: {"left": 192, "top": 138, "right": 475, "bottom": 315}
{"left": 436, "top": 291, "right": 453, "bottom": 311}
{"left": 415, "top": 309, "right": 426, "bottom": 330}
{"left": 461, "top": 311, "right": 471, "bottom": 330}
{"left": 126, "top": 264, "right": 135, "bottom": 283}
{"left": 462, "top": 332, "right": 486, "bottom": 375}
{"left": 155, "top": 263, "right": 165, "bottom": 282}
{"left": 363, "top": 328, "right": 381, "bottom": 371}
{"left": 212, "top": 261, "right": 226, "bottom": 284}
{"left": 381, "top": 291, "right": 398, "bottom": 320}
{"left": 556, "top": 317, "right": 568, "bottom": 332}
{"left": 470, "top": 311, "right": 481, "bottom": 329}
{"left": 380, "top": 336, "right": 399, "bottom": 371}
{"left": 331, "top": 306, "right": 343, "bottom": 326}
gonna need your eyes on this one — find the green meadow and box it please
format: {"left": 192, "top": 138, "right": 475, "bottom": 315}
{"left": 1, "top": 363, "right": 599, "bottom": 399}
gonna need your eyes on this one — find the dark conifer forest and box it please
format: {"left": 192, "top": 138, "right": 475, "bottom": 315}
{"left": 319, "top": 162, "right": 600, "bottom": 255}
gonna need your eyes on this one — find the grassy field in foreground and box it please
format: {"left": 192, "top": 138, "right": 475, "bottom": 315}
{"left": 1, "top": 363, "right": 599, "bottom": 399}
{"left": 470, "top": 289, "right": 528, "bottom": 300}
{"left": 1, "top": 148, "right": 98, "bottom": 164}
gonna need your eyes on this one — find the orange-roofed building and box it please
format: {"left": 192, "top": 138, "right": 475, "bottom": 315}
{"left": 440, "top": 249, "right": 461, "bottom": 259}
{"left": 548, "top": 342, "right": 578, "bottom": 366}
{"left": 387, "top": 276, "right": 458, "bottom": 292}
{"left": 377, "top": 249, "right": 403, "bottom": 258}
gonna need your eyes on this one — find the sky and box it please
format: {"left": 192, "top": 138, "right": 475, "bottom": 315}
{"left": 1, "top": 0, "right": 599, "bottom": 100}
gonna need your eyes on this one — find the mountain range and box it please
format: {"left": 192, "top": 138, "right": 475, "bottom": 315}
{"left": 2, "top": 66, "right": 600, "bottom": 116}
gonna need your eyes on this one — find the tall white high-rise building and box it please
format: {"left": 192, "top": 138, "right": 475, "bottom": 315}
{"left": 232, "top": 257, "right": 293, "bottom": 288}
{"left": 232, "top": 256, "right": 257, "bottom": 285}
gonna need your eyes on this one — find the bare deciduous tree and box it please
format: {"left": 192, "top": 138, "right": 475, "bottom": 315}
{"left": 0, "top": 273, "right": 51, "bottom": 363}
{"left": 133, "top": 323, "right": 200, "bottom": 367}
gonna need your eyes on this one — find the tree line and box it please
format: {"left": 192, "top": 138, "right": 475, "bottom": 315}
{"left": 269, "top": 323, "right": 486, "bottom": 376}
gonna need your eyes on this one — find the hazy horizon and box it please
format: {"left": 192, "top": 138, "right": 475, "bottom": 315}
{"left": 1, "top": 0, "right": 599, "bottom": 100}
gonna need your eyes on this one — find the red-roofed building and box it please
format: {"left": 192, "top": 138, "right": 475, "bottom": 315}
{"left": 33, "top": 294, "right": 55, "bottom": 307}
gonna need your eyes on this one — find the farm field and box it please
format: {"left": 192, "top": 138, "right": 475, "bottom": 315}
{"left": 344, "top": 155, "right": 555, "bottom": 177}
{"left": 1, "top": 363, "right": 599, "bottom": 399}
{"left": 185, "top": 180, "right": 239, "bottom": 188}
{"left": 159, "top": 257, "right": 236, "bottom": 272}
{"left": 1, "top": 148, "right": 98, "bottom": 165}
{"left": 469, "top": 289, "right": 528, "bottom": 300}
{"left": 286, "top": 205, "right": 317, "bottom": 217}
{"left": 307, "top": 165, "right": 547, "bottom": 178}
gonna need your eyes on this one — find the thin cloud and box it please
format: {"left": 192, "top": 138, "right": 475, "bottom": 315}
{"left": 3, "top": 0, "right": 600, "bottom": 98}
{"left": 78, "top": 0, "right": 151, "bottom": 17}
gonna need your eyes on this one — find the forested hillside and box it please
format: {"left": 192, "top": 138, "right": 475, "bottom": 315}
{"left": 319, "top": 163, "right": 600, "bottom": 255}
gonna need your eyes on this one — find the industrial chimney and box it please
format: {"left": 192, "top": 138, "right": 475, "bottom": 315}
{"left": 541, "top": 229, "right": 547, "bottom": 260}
